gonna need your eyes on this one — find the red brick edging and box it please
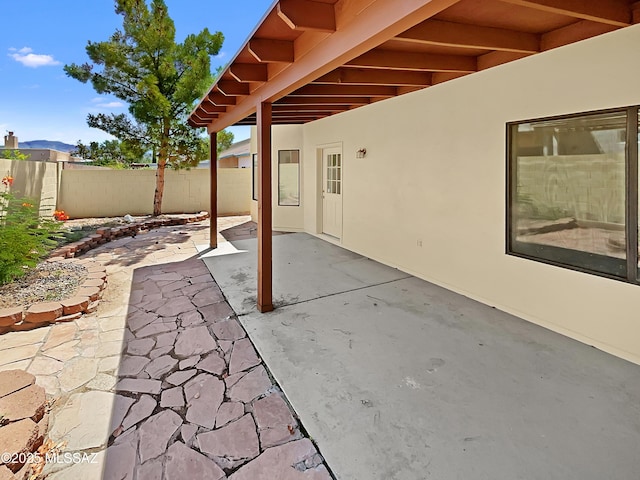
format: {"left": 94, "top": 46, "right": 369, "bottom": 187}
{"left": 0, "top": 212, "right": 209, "bottom": 334}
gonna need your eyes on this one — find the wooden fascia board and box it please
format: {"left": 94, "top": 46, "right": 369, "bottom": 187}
{"left": 397, "top": 19, "right": 540, "bottom": 53}
{"left": 499, "top": 0, "right": 631, "bottom": 27}
{"left": 277, "top": 0, "right": 337, "bottom": 32}
{"left": 207, "top": 0, "right": 462, "bottom": 131}
{"left": 313, "top": 67, "right": 432, "bottom": 86}
{"left": 346, "top": 49, "right": 477, "bottom": 72}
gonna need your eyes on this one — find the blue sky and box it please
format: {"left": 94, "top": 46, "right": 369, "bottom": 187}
{"left": 0, "top": 0, "right": 273, "bottom": 145}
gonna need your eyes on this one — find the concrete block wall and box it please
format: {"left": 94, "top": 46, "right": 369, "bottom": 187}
{"left": 0, "top": 159, "right": 59, "bottom": 216}
{"left": 57, "top": 168, "right": 250, "bottom": 218}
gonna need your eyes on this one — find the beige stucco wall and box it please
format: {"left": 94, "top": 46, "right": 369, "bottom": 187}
{"left": 0, "top": 159, "right": 59, "bottom": 216}
{"left": 250, "top": 125, "right": 305, "bottom": 231}
{"left": 58, "top": 168, "right": 250, "bottom": 218}
{"left": 295, "top": 24, "right": 640, "bottom": 364}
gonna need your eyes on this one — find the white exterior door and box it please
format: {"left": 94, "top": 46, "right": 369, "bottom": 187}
{"left": 322, "top": 147, "right": 342, "bottom": 238}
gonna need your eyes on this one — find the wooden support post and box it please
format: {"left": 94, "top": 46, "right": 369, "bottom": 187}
{"left": 257, "top": 102, "right": 274, "bottom": 312}
{"left": 209, "top": 131, "right": 218, "bottom": 249}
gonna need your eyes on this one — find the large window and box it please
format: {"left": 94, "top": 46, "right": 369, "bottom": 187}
{"left": 508, "top": 107, "right": 639, "bottom": 283}
{"left": 278, "top": 150, "right": 300, "bottom": 206}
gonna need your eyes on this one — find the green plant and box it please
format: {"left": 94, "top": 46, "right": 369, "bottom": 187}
{"left": 0, "top": 175, "right": 62, "bottom": 285}
{"left": 0, "top": 149, "right": 30, "bottom": 160}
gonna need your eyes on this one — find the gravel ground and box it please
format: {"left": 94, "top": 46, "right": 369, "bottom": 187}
{"left": 0, "top": 260, "right": 87, "bottom": 309}
{"left": 0, "top": 214, "right": 204, "bottom": 310}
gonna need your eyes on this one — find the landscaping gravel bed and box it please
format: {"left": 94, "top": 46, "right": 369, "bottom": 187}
{"left": 0, "top": 260, "right": 87, "bottom": 309}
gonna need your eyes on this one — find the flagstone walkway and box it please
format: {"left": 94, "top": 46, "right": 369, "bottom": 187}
{"left": 0, "top": 216, "right": 333, "bottom": 480}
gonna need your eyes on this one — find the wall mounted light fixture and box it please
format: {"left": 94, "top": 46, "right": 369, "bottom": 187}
{"left": 356, "top": 148, "right": 367, "bottom": 158}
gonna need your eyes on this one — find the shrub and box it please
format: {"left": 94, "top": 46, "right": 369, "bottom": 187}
{"left": 0, "top": 175, "right": 62, "bottom": 285}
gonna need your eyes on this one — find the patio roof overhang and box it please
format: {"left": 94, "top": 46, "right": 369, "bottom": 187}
{"left": 193, "top": 0, "right": 639, "bottom": 313}
{"left": 189, "top": 0, "right": 639, "bottom": 129}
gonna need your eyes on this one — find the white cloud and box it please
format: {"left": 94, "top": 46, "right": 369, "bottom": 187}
{"left": 90, "top": 98, "right": 125, "bottom": 109}
{"left": 97, "top": 101, "right": 125, "bottom": 108}
{"left": 8, "top": 47, "right": 61, "bottom": 68}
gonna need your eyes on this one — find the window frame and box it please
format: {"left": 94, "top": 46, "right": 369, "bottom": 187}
{"left": 277, "top": 149, "right": 300, "bottom": 207}
{"left": 506, "top": 106, "right": 639, "bottom": 285}
{"left": 251, "top": 153, "right": 258, "bottom": 201}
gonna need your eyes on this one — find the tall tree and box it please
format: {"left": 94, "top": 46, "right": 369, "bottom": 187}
{"left": 65, "top": 0, "right": 224, "bottom": 215}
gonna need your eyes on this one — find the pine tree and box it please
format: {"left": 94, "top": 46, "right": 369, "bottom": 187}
{"left": 65, "top": 0, "right": 224, "bottom": 215}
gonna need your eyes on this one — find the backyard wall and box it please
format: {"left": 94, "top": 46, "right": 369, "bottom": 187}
{"left": 0, "top": 159, "right": 59, "bottom": 216}
{"left": 58, "top": 168, "right": 250, "bottom": 218}
{"left": 298, "top": 24, "right": 640, "bottom": 364}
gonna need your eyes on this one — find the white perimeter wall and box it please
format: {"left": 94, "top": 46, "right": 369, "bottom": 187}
{"left": 58, "top": 168, "right": 250, "bottom": 218}
{"left": 296, "top": 25, "right": 640, "bottom": 364}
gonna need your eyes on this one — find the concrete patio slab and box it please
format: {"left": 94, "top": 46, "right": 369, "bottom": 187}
{"left": 202, "top": 233, "right": 410, "bottom": 315}
{"left": 203, "top": 233, "right": 640, "bottom": 480}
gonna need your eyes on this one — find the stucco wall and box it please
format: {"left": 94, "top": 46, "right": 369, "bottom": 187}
{"left": 0, "top": 159, "right": 59, "bottom": 216}
{"left": 250, "top": 125, "right": 305, "bottom": 231}
{"left": 58, "top": 168, "right": 250, "bottom": 218}
{"left": 297, "top": 25, "right": 640, "bottom": 364}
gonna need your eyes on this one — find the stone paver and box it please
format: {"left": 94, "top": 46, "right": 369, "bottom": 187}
{"left": 165, "top": 441, "right": 225, "bottom": 480}
{"left": 0, "top": 217, "right": 332, "bottom": 480}
{"left": 138, "top": 410, "right": 182, "bottom": 462}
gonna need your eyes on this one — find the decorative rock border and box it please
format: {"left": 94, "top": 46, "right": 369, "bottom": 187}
{"left": 0, "top": 370, "right": 49, "bottom": 480}
{"left": 0, "top": 212, "right": 209, "bottom": 334}
{"left": 49, "top": 212, "right": 209, "bottom": 259}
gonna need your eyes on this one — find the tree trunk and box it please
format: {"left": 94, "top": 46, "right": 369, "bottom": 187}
{"left": 152, "top": 121, "right": 171, "bottom": 216}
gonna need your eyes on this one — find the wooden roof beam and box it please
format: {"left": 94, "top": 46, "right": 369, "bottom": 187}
{"left": 275, "top": 96, "right": 371, "bottom": 105}
{"left": 499, "top": 0, "right": 631, "bottom": 27}
{"left": 208, "top": 91, "right": 237, "bottom": 106}
{"left": 273, "top": 104, "right": 349, "bottom": 112}
{"left": 397, "top": 19, "right": 540, "bottom": 53}
{"left": 314, "top": 67, "right": 432, "bottom": 86}
{"left": 540, "top": 20, "right": 619, "bottom": 51}
{"left": 277, "top": 0, "right": 337, "bottom": 32}
{"left": 248, "top": 38, "right": 295, "bottom": 63}
{"left": 229, "top": 63, "right": 269, "bottom": 82}
{"left": 289, "top": 84, "right": 397, "bottom": 97}
{"left": 216, "top": 80, "right": 251, "bottom": 96}
{"left": 191, "top": 112, "right": 212, "bottom": 125}
{"left": 346, "top": 49, "right": 476, "bottom": 72}
{"left": 204, "top": 0, "right": 462, "bottom": 131}
{"left": 200, "top": 103, "right": 227, "bottom": 114}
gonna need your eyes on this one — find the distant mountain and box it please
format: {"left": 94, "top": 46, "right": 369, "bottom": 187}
{"left": 19, "top": 140, "right": 76, "bottom": 153}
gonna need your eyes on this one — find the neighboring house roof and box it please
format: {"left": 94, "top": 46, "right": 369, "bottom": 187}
{"left": 219, "top": 138, "right": 251, "bottom": 159}
{"left": 189, "top": 0, "right": 635, "bottom": 130}
{"left": 198, "top": 138, "right": 252, "bottom": 168}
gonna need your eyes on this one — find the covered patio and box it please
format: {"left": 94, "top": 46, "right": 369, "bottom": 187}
{"left": 190, "top": 0, "right": 640, "bottom": 315}
{"left": 202, "top": 232, "right": 640, "bottom": 480}
{"left": 188, "top": 1, "right": 640, "bottom": 478}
